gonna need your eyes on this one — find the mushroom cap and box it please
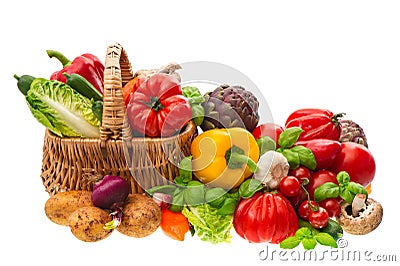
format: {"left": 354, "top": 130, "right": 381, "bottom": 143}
{"left": 337, "top": 198, "right": 383, "bottom": 235}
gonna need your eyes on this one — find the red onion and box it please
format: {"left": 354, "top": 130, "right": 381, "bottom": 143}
{"left": 91, "top": 175, "right": 130, "bottom": 210}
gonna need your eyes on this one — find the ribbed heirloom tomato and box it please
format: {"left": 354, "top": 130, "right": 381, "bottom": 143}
{"left": 233, "top": 192, "right": 298, "bottom": 244}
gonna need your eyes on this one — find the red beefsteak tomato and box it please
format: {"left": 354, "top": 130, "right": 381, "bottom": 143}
{"left": 126, "top": 73, "right": 192, "bottom": 137}
{"left": 233, "top": 192, "right": 298, "bottom": 244}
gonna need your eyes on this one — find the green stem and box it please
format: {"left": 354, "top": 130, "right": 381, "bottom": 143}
{"left": 13, "top": 74, "right": 20, "bottom": 80}
{"left": 226, "top": 146, "right": 258, "bottom": 173}
{"left": 331, "top": 112, "right": 346, "bottom": 126}
{"left": 46, "top": 50, "right": 72, "bottom": 67}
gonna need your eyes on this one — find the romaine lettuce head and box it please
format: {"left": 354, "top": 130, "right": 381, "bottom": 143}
{"left": 26, "top": 78, "right": 101, "bottom": 138}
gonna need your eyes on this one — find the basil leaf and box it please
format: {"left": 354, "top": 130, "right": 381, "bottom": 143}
{"left": 256, "top": 136, "right": 276, "bottom": 156}
{"left": 217, "top": 197, "right": 238, "bottom": 215}
{"left": 347, "top": 182, "right": 368, "bottom": 197}
{"left": 191, "top": 105, "right": 205, "bottom": 126}
{"left": 175, "top": 156, "right": 193, "bottom": 186}
{"left": 302, "top": 237, "right": 317, "bottom": 250}
{"left": 314, "top": 182, "right": 340, "bottom": 202}
{"left": 184, "top": 181, "right": 205, "bottom": 206}
{"left": 315, "top": 233, "right": 338, "bottom": 248}
{"left": 169, "top": 189, "right": 185, "bottom": 212}
{"left": 290, "top": 145, "right": 317, "bottom": 170}
{"left": 227, "top": 190, "right": 240, "bottom": 201}
{"left": 336, "top": 171, "right": 350, "bottom": 186}
{"left": 278, "top": 127, "right": 303, "bottom": 149}
{"left": 205, "top": 187, "right": 227, "bottom": 208}
{"left": 295, "top": 227, "right": 312, "bottom": 239}
{"left": 145, "top": 185, "right": 177, "bottom": 196}
{"left": 281, "top": 149, "right": 300, "bottom": 169}
{"left": 339, "top": 186, "right": 354, "bottom": 204}
{"left": 280, "top": 236, "right": 301, "bottom": 249}
{"left": 238, "top": 179, "right": 263, "bottom": 199}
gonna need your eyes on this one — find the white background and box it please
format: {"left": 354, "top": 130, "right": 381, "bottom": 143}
{"left": 1, "top": 0, "right": 399, "bottom": 265}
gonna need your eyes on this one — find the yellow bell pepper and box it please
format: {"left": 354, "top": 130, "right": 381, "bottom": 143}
{"left": 191, "top": 127, "right": 260, "bottom": 190}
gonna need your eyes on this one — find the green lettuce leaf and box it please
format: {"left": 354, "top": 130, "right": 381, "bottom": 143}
{"left": 26, "top": 78, "right": 100, "bottom": 137}
{"left": 182, "top": 203, "right": 233, "bottom": 244}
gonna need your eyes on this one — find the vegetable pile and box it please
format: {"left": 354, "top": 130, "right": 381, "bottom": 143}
{"left": 146, "top": 105, "right": 382, "bottom": 248}
{"left": 16, "top": 48, "right": 383, "bottom": 248}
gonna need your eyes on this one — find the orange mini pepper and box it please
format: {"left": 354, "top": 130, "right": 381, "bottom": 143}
{"left": 160, "top": 208, "right": 190, "bottom": 241}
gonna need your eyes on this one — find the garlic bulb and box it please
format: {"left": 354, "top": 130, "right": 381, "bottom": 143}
{"left": 253, "top": 151, "right": 290, "bottom": 189}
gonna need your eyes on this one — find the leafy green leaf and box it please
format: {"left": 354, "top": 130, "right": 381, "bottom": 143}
{"left": 256, "top": 136, "right": 276, "bottom": 156}
{"left": 145, "top": 185, "right": 177, "bottom": 197}
{"left": 347, "top": 182, "right": 368, "bottom": 197}
{"left": 217, "top": 197, "right": 238, "bottom": 215}
{"left": 315, "top": 233, "right": 338, "bottom": 248}
{"left": 169, "top": 189, "right": 185, "bottom": 212}
{"left": 184, "top": 181, "right": 205, "bottom": 206}
{"left": 302, "top": 237, "right": 317, "bottom": 250}
{"left": 175, "top": 156, "right": 193, "bottom": 186}
{"left": 182, "top": 204, "right": 233, "bottom": 244}
{"left": 280, "top": 236, "right": 301, "bottom": 249}
{"left": 26, "top": 78, "right": 101, "bottom": 137}
{"left": 278, "top": 127, "right": 303, "bottom": 149}
{"left": 339, "top": 186, "right": 354, "bottom": 204}
{"left": 281, "top": 149, "right": 300, "bottom": 169}
{"left": 295, "top": 227, "right": 312, "bottom": 239}
{"left": 336, "top": 171, "right": 351, "bottom": 186}
{"left": 290, "top": 145, "right": 317, "bottom": 170}
{"left": 182, "top": 86, "right": 205, "bottom": 126}
{"left": 191, "top": 105, "right": 205, "bottom": 126}
{"left": 238, "top": 179, "right": 263, "bottom": 199}
{"left": 314, "top": 182, "right": 340, "bottom": 202}
{"left": 205, "top": 187, "right": 227, "bottom": 208}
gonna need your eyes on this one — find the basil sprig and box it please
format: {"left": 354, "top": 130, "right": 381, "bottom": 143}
{"left": 276, "top": 127, "right": 317, "bottom": 170}
{"left": 314, "top": 171, "right": 368, "bottom": 204}
{"left": 146, "top": 156, "right": 239, "bottom": 215}
{"left": 280, "top": 227, "right": 338, "bottom": 250}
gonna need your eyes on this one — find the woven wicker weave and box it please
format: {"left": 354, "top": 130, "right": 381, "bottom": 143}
{"left": 40, "top": 43, "right": 197, "bottom": 195}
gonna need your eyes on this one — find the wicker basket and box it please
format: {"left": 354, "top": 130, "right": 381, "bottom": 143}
{"left": 40, "top": 43, "right": 197, "bottom": 195}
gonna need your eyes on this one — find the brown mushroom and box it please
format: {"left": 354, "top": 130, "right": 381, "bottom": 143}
{"left": 337, "top": 194, "right": 383, "bottom": 235}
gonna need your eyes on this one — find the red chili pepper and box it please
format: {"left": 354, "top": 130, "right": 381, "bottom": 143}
{"left": 285, "top": 108, "right": 344, "bottom": 141}
{"left": 126, "top": 73, "right": 192, "bottom": 137}
{"left": 295, "top": 139, "right": 342, "bottom": 170}
{"left": 47, "top": 50, "right": 105, "bottom": 94}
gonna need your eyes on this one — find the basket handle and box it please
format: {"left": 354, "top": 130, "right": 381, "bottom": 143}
{"left": 100, "top": 43, "right": 134, "bottom": 142}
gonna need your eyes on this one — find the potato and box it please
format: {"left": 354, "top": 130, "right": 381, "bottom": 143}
{"left": 117, "top": 193, "right": 161, "bottom": 238}
{"left": 44, "top": 190, "right": 94, "bottom": 226}
{"left": 68, "top": 206, "right": 113, "bottom": 242}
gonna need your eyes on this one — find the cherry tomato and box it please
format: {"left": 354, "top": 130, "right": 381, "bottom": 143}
{"left": 331, "top": 142, "right": 376, "bottom": 187}
{"left": 279, "top": 176, "right": 301, "bottom": 197}
{"left": 298, "top": 200, "right": 318, "bottom": 220}
{"left": 252, "top": 123, "right": 284, "bottom": 144}
{"left": 319, "top": 198, "right": 341, "bottom": 218}
{"left": 286, "top": 167, "right": 311, "bottom": 208}
{"left": 308, "top": 207, "right": 329, "bottom": 229}
{"left": 289, "top": 166, "right": 312, "bottom": 180}
{"left": 306, "top": 170, "right": 338, "bottom": 200}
